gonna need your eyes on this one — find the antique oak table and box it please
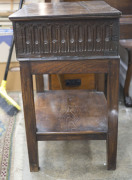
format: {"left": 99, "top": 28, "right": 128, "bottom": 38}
{"left": 9, "top": 1, "right": 121, "bottom": 171}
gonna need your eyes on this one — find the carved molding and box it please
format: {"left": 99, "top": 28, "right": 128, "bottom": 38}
{"left": 14, "top": 19, "right": 119, "bottom": 58}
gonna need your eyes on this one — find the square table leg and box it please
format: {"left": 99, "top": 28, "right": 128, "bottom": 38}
{"left": 107, "top": 58, "right": 119, "bottom": 170}
{"left": 35, "top": 74, "right": 44, "bottom": 92}
{"left": 20, "top": 62, "right": 39, "bottom": 172}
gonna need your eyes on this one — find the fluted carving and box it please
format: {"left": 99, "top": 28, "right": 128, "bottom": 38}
{"left": 14, "top": 19, "right": 119, "bottom": 58}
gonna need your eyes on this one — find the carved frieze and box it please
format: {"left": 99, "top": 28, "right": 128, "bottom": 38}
{"left": 13, "top": 19, "right": 119, "bottom": 59}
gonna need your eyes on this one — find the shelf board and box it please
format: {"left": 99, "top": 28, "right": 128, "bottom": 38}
{"left": 35, "top": 90, "right": 108, "bottom": 141}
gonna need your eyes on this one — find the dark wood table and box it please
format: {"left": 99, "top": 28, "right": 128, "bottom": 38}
{"left": 9, "top": 1, "right": 121, "bottom": 172}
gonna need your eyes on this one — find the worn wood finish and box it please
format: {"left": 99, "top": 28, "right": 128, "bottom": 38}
{"left": 12, "top": 18, "right": 120, "bottom": 59}
{"left": 9, "top": 1, "right": 121, "bottom": 94}
{"left": 62, "top": 0, "right": 132, "bottom": 15}
{"left": 44, "top": 0, "right": 94, "bottom": 91}
{"left": 37, "top": 133, "right": 107, "bottom": 141}
{"left": 107, "top": 59, "right": 119, "bottom": 170}
{"left": 10, "top": 1, "right": 120, "bottom": 171}
{"left": 35, "top": 75, "right": 44, "bottom": 92}
{"left": 9, "top": 1, "right": 121, "bottom": 20}
{"left": 20, "top": 62, "right": 39, "bottom": 172}
{"left": 9, "top": 1, "right": 120, "bottom": 60}
{"left": 30, "top": 59, "right": 110, "bottom": 74}
{"left": 35, "top": 90, "right": 108, "bottom": 140}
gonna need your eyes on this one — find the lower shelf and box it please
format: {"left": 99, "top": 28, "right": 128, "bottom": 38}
{"left": 35, "top": 90, "right": 108, "bottom": 141}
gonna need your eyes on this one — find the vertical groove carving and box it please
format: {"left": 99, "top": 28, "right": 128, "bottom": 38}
{"left": 75, "top": 25, "right": 78, "bottom": 52}
{"left": 38, "top": 25, "right": 41, "bottom": 53}
{"left": 25, "top": 25, "right": 30, "bottom": 54}
{"left": 70, "top": 25, "right": 75, "bottom": 52}
{"left": 47, "top": 25, "right": 50, "bottom": 53}
{"left": 109, "top": 25, "right": 113, "bottom": 51}
{"left": 23, "top": 26, "right": 26, "bottom": 54}
{"left": 93, "top": 25, "right": 96, "bottom": 52}
{"left": 20, "top": 27, "right": 23, "bottom": 54}
{"left": 84, "top": 25, "right": 87, "bottom": 52}
{"left": 43, "top": 26, "right": 48, "bottom": 53}
{"left": 96, "top": 26, "right": 101, "bottom": 52}
{"left": 14, "top": 19, "right": 119, "bottom": 57}
{"left": 78, "top": 26, "right": 83, "bottom": 52}
{"left": 52, "top": 25, "right": 56, "bottom": 53}
{"left": 67, "top": 25, "right": 70, "bottom": 53}
{"left": 39, "top": 25, "right": 43, "bottom": 53}
{"left": 102, "top": 24, "right": 105, "bottom": 52}
{"left": 87, "top": 26, "right": 92, "bottom": 51}
{"left": 34, "top": 26, "right": 39, "bottom": 54}
{"left": 61, "top": 26, "right": 66, "bottom": 52}
{"left": 32, "top": 25, "right": 35, "bottom": 54}
{"left": 49, "top": 25, "right": 52, "bottom": 53}
{"left": 29, "top": 26, "right": 32, "bottom": 54}
{"left": 58, "top": 25, "right": 61, "bottom": 53}
{"left": 56, "top": 25, "right": 59, "bottom": 53}
{"left": 105, "top": 25, "right": 110, "bottom": 51}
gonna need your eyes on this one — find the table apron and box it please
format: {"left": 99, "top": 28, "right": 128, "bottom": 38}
{"left": 20, "top": 59, "right": 119, "bottom": 74}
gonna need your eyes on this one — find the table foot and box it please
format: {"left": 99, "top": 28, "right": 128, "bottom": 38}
{"left": 107, "top": 164, "right": 116, "bottom": 170}
{"left": 30, "top": 165, "right": 40, "bottom": 172}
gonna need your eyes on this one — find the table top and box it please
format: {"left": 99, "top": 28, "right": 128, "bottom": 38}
{"left": 9, "top": 1, "right": 121, "bottom": 21}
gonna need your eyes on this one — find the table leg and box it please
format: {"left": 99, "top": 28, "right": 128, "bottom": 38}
{"left": 95, "top": 74, "right": 105, "bottom": 92}
{"left": 20, "top": 62, "right": 39, "bottom": 172}
{"left": 107, "top": 59, "right": 119, "bottom": 170}
{"left": 35, "top": 75, "right": 44, "bottom": 92}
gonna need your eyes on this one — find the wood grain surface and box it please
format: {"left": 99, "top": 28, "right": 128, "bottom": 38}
{"left": 35, "top": 90, "right": 108, "bottom": 140}
{"left": 9, "top": 1, "right": 121, "bottom": 20}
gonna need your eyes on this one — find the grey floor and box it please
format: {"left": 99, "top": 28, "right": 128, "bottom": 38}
{"left": 17, "top": 87, "right": 132, "bottom": 180}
